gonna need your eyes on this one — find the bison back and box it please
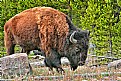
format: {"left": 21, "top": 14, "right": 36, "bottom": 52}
{"left": 4, "top": 7, "right": 69, "bottom": 56}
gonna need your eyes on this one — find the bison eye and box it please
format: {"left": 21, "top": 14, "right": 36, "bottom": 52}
{"left": 75, "top": 47, "right": 80, "bottom": 52}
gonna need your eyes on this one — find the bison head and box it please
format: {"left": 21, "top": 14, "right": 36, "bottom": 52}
{"left": 66, "top": 30, "right": 90, "bottom": 71}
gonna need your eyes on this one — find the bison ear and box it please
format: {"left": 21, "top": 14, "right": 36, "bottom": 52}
{"left": 80, "top": 30, "right": 90, "bottom": 37}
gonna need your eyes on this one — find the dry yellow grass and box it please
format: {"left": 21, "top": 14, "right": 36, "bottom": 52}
{"left": 26, "top": 64, "right": 121, "bottom": 81}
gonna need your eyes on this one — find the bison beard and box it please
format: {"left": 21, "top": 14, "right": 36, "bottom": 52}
{"left": 4, "top": 7, "right": 90, "bottom": 74}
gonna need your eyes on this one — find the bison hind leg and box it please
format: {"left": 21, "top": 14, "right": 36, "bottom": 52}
{"left": 21, "top": 48, "right": 33, "bottom": 75}
{"left": 6, "top": 43, "right": 15, "bottom": 55}
{"left": 27, "top": 63, "right": 33, "bottom": 75}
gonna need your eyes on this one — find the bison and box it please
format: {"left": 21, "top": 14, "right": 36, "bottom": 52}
{"left": 4, "top": 7, "right": 90, "bottom": 73}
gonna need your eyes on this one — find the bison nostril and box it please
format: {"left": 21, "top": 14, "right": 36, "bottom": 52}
{"left": 78, "top": 61, "right": 85, "bottom": 66}
{"left": 79, "top": 63, "right": 84, "bottom": 66}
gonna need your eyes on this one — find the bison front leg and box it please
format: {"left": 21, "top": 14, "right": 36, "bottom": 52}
{"left": 44, "top": 50, "right": 64, "bottom": 74}
{"left": 44, "top": 57, "right": 64, "bottom": 74}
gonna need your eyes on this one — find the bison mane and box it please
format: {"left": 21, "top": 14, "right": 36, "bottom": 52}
{"left": 35, "top": 7, "right": 69, "bottom": 56}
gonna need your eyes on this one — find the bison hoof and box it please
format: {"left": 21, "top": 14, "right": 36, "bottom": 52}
{"left": 56, "top": 68, "right": 65, "bottom": 74}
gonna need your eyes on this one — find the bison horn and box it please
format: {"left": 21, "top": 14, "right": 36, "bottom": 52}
{"left": 70, "top": 31, "right": 77, "bottom": 43}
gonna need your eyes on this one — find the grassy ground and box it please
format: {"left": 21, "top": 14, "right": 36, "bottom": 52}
{"left": 0, "top": 57, "right": 121, "bottom": 81}
{"left": 26, "top": 60, "right": 121, "bottom": 81}
{"left": 0, "top": 51, "right": 121, "bottom": 80}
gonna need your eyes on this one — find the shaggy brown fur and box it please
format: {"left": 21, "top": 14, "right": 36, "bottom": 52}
{"left": 4, "top": 7, "right": 69, "bottom": 56}
{"left": 35, "top": 7, "right": 69, "bottom": 55}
